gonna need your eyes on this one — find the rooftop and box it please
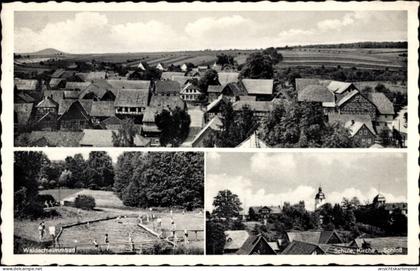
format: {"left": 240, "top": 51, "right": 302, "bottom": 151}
{"left": 114, "top": 89, "right": 149, "bottom": 108}
{"left": 241, "top": 79, "right": 273, "bottom": 95}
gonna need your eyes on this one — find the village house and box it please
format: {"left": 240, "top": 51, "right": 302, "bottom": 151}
{"left": 207, "top": 85, "right": 224, "bottom": 102}
{"left": 344, "top": 119, "right": 376, "bottom": 147}
{"left": 114, "top": 89, "right": 150, "bottom": 116}
{"left": 100, "top": 116, "right": 123, "bottom": 130}
{"left": 142, "top": 95, "right": 186, "bottom": 141}
{"left": 141, "top": 107, "right": 161, "bottom": 141}
{"left": 219, "top": 82, "right": 248, "bottom": 102}
{"left": 180, "top": 63, "right": 188, "bottom": 72}
{"left": 48, "top": 78, "right": 67, "bottom": 90}
{"left": 34, "top": 96, "right": 59, "bottom": 131}
{"left": 16, "top": 130, "right": 84, "bottom": 147}
{"left": 240, "top": 79, "right": 274, "bottom": 100}
{"left": 64, "top": 90, "right": 80, "bottom": 100}
{"left": 279, "top": 230, "right": 344, "bottom": 254}
{"left": 366, "top": 92, "right": 395, "bottom": 132}
{"left": 205, "top": 95, "right": 230, "bottom": 122}
{"left": 218, "top": 72, "right": 240, "bottom": 86}
{"left": 281, "top": 241, "right": 326, "bottom": 255}
{"left": 237, "top": 132, "right": 269, "bottom": 148}
{"left": 15, "top": 91, "right": 35, "bottom": 104}
{"left": 43, "top": 90, "right": 65, "bottom": 105}
{"left": 248, "top": 205, "right": 282, "bottom": 222}
{"left": 156, "top": 63, "right": 165, "bottom": 71}
{"left": 191, "top": 115, "right": 223, "bottom": 147}
{"left": 79, "top": 82, "right": 117, "bottom": 101}
{"left": 58, "top": 100, "right": 93, "bottom": 131}
{"left": 161, "top": 72, "right": 185, "bottom": 81}
{"left": 79, "top": 129, "right": 151, "bottom": 147}
{"left": 371, "top": 193, "right": 407, "bottom": 216}
{"left": 154, "top": 80, "right": 181, "bottom": 96}
{"left": 15, "top": 78, "right": 40, "bottom": 93}
{"left": 90, "top": 101, "right": 116, "bottom": 124}
{"left": 232, "top": 100, "right": 273, "bottom": 121}
{"left": 180, "top": 83, "right": 203, "bottom": 103}
{"left": 51, "top": 69, "right": 83, "bottom": 81}
{"left": 65, "top": 81, "right": 92, "bottom": 91}
{"left": 223, "top": 230, "right": 276, "bottom": 255}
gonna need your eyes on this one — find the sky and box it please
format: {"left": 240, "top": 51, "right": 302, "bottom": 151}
{"left": 206, "top": 152, "right": 407, "bottom": 212}
{"left": 14, "top": 10, "right": 407, "bottom": 53}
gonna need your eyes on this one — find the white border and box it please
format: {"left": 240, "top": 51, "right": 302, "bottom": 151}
{"left": 2, "top": 1, "right": 419, "bottom": 266}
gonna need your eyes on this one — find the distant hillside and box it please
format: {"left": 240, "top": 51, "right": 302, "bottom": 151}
{"left": 289, "top": 41, "right": 408, "bottom": 49}
{"left": 25, "top": 48, "right": 66, "bottom": 56}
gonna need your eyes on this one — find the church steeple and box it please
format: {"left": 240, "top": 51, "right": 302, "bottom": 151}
{"left": 315, "top": 186, "right": 326, "bottom": 210}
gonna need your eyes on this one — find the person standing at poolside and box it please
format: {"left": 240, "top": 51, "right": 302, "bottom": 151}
{"left": 128, "top": 233, "right": 135, "bottom": 252}
{"left": 93, "top": 239, "right": 99, "bottom": 251}
{"left": 104, "top": 233, "right": 110, "bottom": 251}
{"left": 38, "top": 221, "right": 45, "bottom": 240}
{"left": 171, "top": 220, "right": 176, "bottom": 242}
{"left": 183, "top": 229, "right": 189, "bottom": 245}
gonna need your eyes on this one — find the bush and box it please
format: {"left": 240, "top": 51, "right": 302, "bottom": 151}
{"left": 74, "top": 195, "right": 96, "bottom": 210}
{"left": 36, "top": 194, "right": 56, "bottom": 205}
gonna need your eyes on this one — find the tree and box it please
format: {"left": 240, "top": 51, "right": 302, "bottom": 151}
{"left": 240, "top": 52, "right": 274, "bottom": 79}
{"left": 321, "top": 123, "right": 355, "bottom": 148}
{"left": 14, "top": 151, "right": 48, "bottom": 218}
{"left": 155, "top": 107, "right": 191, "bottom": 147}
{"left": 64, "top": 154, "right": 86, "bottom": 188}
{"left": 114, "top": 152, "right": 204, "bottom": 209}
{"left": 216, "top": 54, "right": 235, "bottom": 66}
{"left": 58, "top": 169, "right": 72, "bottom": 187}
{"left": 263, "top": 47, "right": 283, "bottom": 64}
{"left": 112, "top": 118, "right": 139, "bottom": 147}
{"left": 248, "top": 207, "right": 258, "bottom": 221}
{"left": 212, "top": 190, "right": 242, "bottom": 219}
{"left": 214, "top": 103, "right": 258, "bottom": 147}
{"left": 206, "top": 220, "right": 226, "bottom": 255}
{"left": 85, "top": 151, "right": 115, "bottom": 189}
{"left": 74, "top": 195, "right": 96, "bottom": 210}
{"left": 198, "top": 69, "right": 219, "bottom": 93}
{"left": 261, "top": 100, "right": 352, "bottom": 148}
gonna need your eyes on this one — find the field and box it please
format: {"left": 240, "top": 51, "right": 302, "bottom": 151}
{"left": 15, "top": 189, "right": 204, "bottom": 254}
{"left": 16, "top": 47, "right": 406, "bottom": 72}
{"left": 276, "top": 48, "right": 407, "bottom": 70}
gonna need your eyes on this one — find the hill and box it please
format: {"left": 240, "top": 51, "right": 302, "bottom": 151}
{"left": 26, "top": 48, "right": 66, "bottom": 56}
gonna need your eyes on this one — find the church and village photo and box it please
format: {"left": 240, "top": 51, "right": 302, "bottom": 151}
{"left": 13, "top": 150, "right": 204, "bottom": 254}
{"left": 205, "top": 152, "right": 407, "bottom": 255}
{"left": 13, "top": 10, "right": 408, "bottom": 148}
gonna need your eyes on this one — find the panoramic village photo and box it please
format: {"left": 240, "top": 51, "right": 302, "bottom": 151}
{"left": 205, "top": 152, "right": 407, "bottom": 255}
{"left": 13, "top": 10, "right": 408, "bottom": 148}
{"left": 14, "top": 150, "right": 204, "bottom": 254}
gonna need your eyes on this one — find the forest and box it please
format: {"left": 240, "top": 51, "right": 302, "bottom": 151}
{"left": 113, "top": 152, "right": 204, "bottom": 210}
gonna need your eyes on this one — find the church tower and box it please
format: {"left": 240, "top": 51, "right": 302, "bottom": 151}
{"left": 314, "top": 186, "right": 326, "bottom": 210}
